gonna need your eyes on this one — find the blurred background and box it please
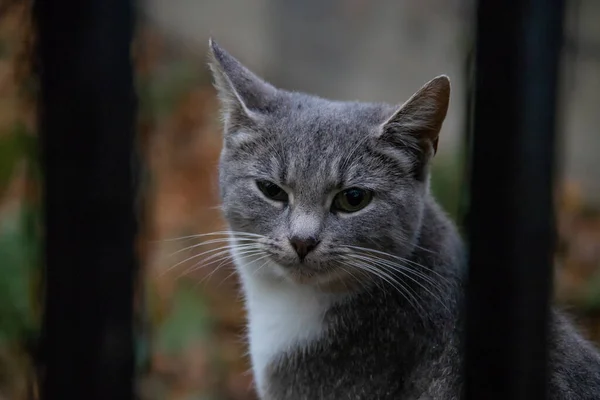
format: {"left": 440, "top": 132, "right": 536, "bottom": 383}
{"left": 0, "top": 0, "right": 599, "bottom": 398}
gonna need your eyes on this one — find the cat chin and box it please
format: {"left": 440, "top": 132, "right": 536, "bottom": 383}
{"left": 246, "top": 260, "right": 323, "bottom": 285}
{"left": 267, "top": 262, "right": 365, "bottom": 293}
{"left": 234, "top": 250, "right": 365, "bottom": 292}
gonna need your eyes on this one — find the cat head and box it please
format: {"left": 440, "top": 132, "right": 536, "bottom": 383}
{"left": 208, "top": 39, "right": 450, "bottom": 288}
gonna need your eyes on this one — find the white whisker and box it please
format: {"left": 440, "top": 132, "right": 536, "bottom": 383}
{"left": 156, "top": 230, "right": 266, "bottom": 243}
{"left": 342, "top": 257, "right": 426, "bottom": 321}
{"left": 162, "top": 243, "right": 260, "bottom": 275}
{"left": 179, "top": 247, "right": 264, "bottom": 279}
{"left": 341, "top": 244, "right": 450, "bottom": 284}
{"left": 348, "top": 251, "right": 447, "bottom": 292}
{"left": 348, "top": 253, "right": 449, "bottom": 313}
{"left": 165, "top": 237, "right": 260, "bottom": 258}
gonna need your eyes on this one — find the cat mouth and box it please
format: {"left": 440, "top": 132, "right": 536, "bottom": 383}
{"left": 274, "top": 261, "right": 360, "bottom": 290}
{"left": 252, "top": 252, "right": 363, "bottom": 290}
{"left": 276, "top": 262, "right": 321, "bottom": 282}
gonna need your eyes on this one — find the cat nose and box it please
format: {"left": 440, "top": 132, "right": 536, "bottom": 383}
{"left": 289, "top": 236, "right": 320, "bottom": 260}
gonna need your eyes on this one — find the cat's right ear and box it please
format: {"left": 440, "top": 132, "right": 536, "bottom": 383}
{"left": 208, "top": 38, "right": 277, "bottom": 128}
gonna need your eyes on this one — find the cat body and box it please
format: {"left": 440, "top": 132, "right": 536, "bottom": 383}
{"left": 208, "top": 39, "right": 600, "bottom": 399}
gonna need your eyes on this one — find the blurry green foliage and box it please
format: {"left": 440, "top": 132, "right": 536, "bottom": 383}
{"left": 138, "top": 61, "right": 210, "bottom": 120}
{"left": 0, "top": 123, "right": 36, "bottom": 198}
{"left": 154, "top": 280, "right": 212, "bottom": 356}
{"left": 0, "top": 120, "right": 40, "bottom": 397}
{"left": 430, "top": 151, "right": 464, "bottom": 222}
{"left": 0, "top": 120, "right": 40, "bottom": 344}
{"left": 582, "top": 261, "right": 600, "bottom": 312}
{"left": 0, "top": 204, "right": 39, "bottom": 344}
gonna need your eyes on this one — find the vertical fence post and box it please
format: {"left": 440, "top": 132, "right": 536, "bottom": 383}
{"left": 35, "top": 0, "right": 138, "bottom": 398}
{"left": 464, "top": 1, "right": 565, "bottom": 399}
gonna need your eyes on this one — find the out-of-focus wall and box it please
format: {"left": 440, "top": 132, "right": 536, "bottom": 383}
{"left": 144, "top": 0, "right": 470, "bottom": 157}
{"left": 144, "top": 0, "right": 271, "bottom": 74}
{"left": 145, "top": 0, "right": 600, "bottom": 204}
{"left": 562, "top": 0, "right": 600, "bottom": 203}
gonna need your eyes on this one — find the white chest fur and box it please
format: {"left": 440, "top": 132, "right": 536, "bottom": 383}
{"left": 233, "top": 251, "right": 338, "bottom": 397}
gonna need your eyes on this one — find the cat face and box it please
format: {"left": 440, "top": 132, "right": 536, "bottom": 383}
{"left": 209, "top": 39, "right": 450, "bottom": 287}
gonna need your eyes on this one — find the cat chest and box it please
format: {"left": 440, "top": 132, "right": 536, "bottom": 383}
{"left": 242, "top": 279, "right": 333, "bottom": 395}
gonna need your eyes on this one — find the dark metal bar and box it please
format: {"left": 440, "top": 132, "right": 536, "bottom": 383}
{"left": 464, "top": 1, "right": 565, "bottom": 399}
{"left": 35, "top": 0, "right": 138, "bottom": 398}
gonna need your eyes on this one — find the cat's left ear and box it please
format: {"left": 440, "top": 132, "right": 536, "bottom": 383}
{"left": 380, "top": 75, "right": 450, "bottom": 158}
{"left": 208, "top": 38, "right": 277, "bottom": 128}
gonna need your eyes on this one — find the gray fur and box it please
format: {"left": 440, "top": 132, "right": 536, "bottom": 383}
{"left": 208, "top": 39, "right": 600, "bottom": 399}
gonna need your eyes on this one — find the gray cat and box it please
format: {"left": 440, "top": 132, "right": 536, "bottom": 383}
{"left": 207, "top": 39, "right": 600, "bottom": 399}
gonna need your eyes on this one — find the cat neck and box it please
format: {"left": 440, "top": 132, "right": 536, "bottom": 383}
{"left": 237, "top": 262, "right": 347, "bottom": 396}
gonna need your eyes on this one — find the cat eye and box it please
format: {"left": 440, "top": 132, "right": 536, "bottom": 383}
{"left": 332, "top": 188, "right": 373, "bottom": 213}
{"left": 256, "top": 180, "right": 288, "bottom": 202}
